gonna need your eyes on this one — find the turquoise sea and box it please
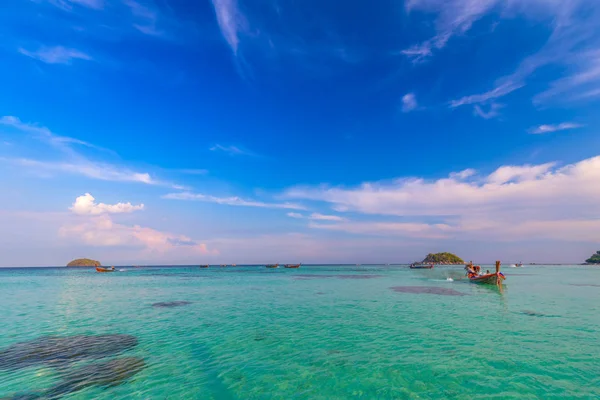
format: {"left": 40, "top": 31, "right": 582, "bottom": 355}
{"left": 1, "top": 265, "right": 599, "bottom": 399}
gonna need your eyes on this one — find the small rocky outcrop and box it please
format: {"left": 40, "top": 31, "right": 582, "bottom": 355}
{"left": 585, "top": 251, "right": 600, "bottom": 264}
{"left": 421, "top": 252, "right": 465, "bottom": 264}
{"left": 67, "top": 258, "right": 101, "bottom": 267}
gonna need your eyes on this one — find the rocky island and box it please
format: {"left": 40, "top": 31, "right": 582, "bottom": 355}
{"left": 421, "top": 252, "right": 465, "bottom": 265}
{"left": 67, "top": 258, "right": 101, "bottom": 267}
{"left": 585, "top": 251, "right": 600, "bottom": 264}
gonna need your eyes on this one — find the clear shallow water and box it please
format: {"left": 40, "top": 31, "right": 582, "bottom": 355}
{"left": 1, "top": 265, "right": 599, "bottom": 399}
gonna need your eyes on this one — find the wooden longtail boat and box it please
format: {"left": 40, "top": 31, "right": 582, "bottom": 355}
{"left": 410, "top": 263, "right": 434, "bottom": 269}
{"left": 284, "top": 264, "right": 301, "bottom": 269}
{"left": 466, "top": 261, "right": 505, "bottom": 285}
{"left": 96, "top": 266, "right": 115, "bottom": 273}
{"left": 199, "top": 265, "right": 209, "bottom": 268}
{"left": 266, "top": 264, "right": 279, "bottom": 269}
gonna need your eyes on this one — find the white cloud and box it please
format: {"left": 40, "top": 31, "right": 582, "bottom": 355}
{"left": 163, "top": 192, "right": 305, "bottom": 210}
{"left": 60, "top": 215, "right": 213, "bottom": 254}
{"left": 287, "top": 212, "right": 303, "bottom": 219}
{"left": 18, "top": 46, "right": 92, "bottom": 65}
{"left": 210, "top": 144, "right": 256, "bottom": 156}
{"left": 449, "top": 169, "right": 476, "bottom": 180}
{"left": 70, "top": 193, "right": 144, "bottom": 215}
{"left": 283, "top": 155, "right": 600, "bottom": 242}
{"left": 401, "top": 93, "right": 418, "bottom": 112}
{"left": 210, "top": 0, "right": 248, "bottom": 55}
{"left": 528, "top": 122, "right": 584, "bottom": 134}
{"left": 486, "top": 163, "right": 554, "bottom": 185}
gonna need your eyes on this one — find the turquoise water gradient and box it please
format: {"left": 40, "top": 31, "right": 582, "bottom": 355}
{"left": 1, "top": 265, "right": 600, "bottom": 399}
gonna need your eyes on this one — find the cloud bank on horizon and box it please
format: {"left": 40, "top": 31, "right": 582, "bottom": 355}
{"left": 0, "top": 0, "right": 599, "bottom": 265}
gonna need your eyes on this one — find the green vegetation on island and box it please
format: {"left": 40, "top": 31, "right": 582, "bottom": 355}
{"left": 67, "top": 258, "right": 101, "bottom": 267}
{"left": 585, "top": 251, "right": 600, "bottom": 264}
{"left": 421, "top": 252, "right": 465, "bottom": 264}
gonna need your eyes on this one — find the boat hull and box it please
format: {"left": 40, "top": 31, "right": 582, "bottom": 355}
{"left": 284, "top": 264, "right": 300, "bottom": 269}
{"left": 410, "top": 265, "right": 434, "bottom": 269}
{"left": 469, "top": 273, "right": 505, "bottom": 285}
{"left": 95, "top": 267, "right": 115, "bottom": 273}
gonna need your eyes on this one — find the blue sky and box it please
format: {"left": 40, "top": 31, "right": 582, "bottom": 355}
{"left": 1, "top": 0, "right": 600, "bottom": 266}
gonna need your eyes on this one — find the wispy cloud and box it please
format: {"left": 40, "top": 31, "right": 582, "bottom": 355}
{"left": 210, "top": 144, "right": 256, "bottom": 157}
{"left": 70, "top": 193, "right": 144, "bottom": 215}
{"left": 4, "top": 158, "right": 167, "bottom": 185}
{"left": 450, "top": 82, "right": 523, "bottom": 108}
{"left": 0, "top": 116, "right": 108, "bottom": 154}
{"left": 447, "top": 1, "right": 600, "bottom": 107}
{"left": 401, "top": 0, "right": 498, "bottom": 62}
{"left": 528, "top": 123, "right": 584, "bottom": 135}
{"left": 286, "top": 212, "right": 345, "bottom": 221}
{"left": 163, "top": 191, "right": 305, "bottom": 210}
{"left": 401, "top": 93, "right": 418, "bottom": 112}
{"left": 49, "top": 0, "right": 104, "bottom": 10}
{"left": 123, "top": 0, "right": 163, "bottom": 36}
{"left": 473, "top": 103, "right": 503, "bottom": 119}
{"left": 18, "top": 46, "right": 92, "bottom": 65}
{"left": 210, "top": 0, "right": 247, "bottom": 55}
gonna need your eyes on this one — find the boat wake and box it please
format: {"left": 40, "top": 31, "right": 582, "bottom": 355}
{"left": 446, "top": 277, "right": 454, "bottom": 282}
{"left": 119, "top": 269, "right": 127, "bottom": 272}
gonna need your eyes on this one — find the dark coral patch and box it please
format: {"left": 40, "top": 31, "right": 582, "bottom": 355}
{"left": 390, "top": 286, "right": 467, "bottom": 296}
{"left": 152, "top": 301, "right": 192, "bottom": 308}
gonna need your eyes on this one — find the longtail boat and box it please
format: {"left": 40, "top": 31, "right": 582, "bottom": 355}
{"left": 96, "top": 266, "right": 115, "bottom": 273}
{"left": 266, "top": 264, "right": 279, "bottom": 269}
{"left": 200, "top": 264, "right": 209, "bottom": 268}
{"left": 284, "top": 264, "right": 301, "bottom": 269}
{"left": 466, "top": 261, "right": 505, "bottom": 285}
{"left": 410, "top": 263, "right": 434, "bottom": 269}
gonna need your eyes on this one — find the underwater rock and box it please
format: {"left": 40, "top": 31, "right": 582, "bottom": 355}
{"left": 294, "top": 274, "right": 382, "bottom": 280}
{"left": 6, "top": 357, "right": 145, "bottom": 400}
{"left": 151, "top": 301, "right": 192, "bottom": 308}
{"left": 0, "top": 334, "right": 138, "bottom": 370}
{"left": 390, "top": 286, "right": 467, "bottom": 296}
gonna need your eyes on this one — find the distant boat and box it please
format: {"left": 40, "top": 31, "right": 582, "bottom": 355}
{"left": 220, "top": 264, "right": 226, "bottom": 267}
{"left": 266, "top": 264, "right": 279, "bottom": 269}
{"left": 410, "top": 263, "right": 434, "bottom": 269}
{"left": 466, "top": 261, "right": 506, "bottom": 285}
{"left": 284, "top": 264, "right": 301, "bottom": 269}
{"left": 515, "top": 262, "right": 523, "bottom": 267}
{"left": 199, "top": 265, "right": 209, "bottom": 268}
{"left": 96, "top": 266, "right": 115, "bottom": 273}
